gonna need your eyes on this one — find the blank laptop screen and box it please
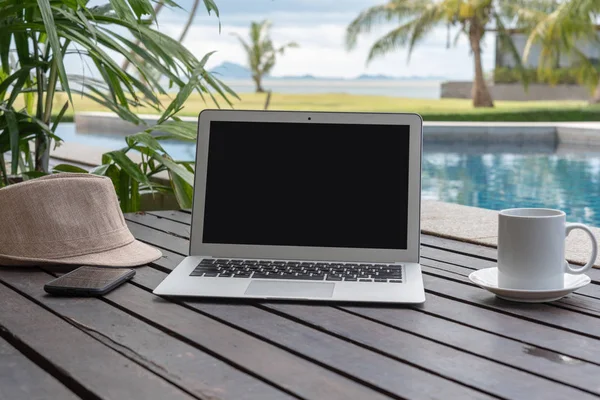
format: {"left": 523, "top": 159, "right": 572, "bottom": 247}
{"left": 202, "top": 121, "right": 411, "bottom": 250}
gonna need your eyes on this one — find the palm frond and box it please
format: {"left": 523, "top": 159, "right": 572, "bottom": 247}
{"left": 346, "top": 1, "right": 423, "bottom": 50}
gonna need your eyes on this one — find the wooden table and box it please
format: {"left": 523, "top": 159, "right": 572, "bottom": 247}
{"left": 2, "top": 210, "right": 600, "bottom": 400}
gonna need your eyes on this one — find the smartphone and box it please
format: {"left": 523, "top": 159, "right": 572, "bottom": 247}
{"left": 44, "top": 266, "right": 135, "bottom": 296}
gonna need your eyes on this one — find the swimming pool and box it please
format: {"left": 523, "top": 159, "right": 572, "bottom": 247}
{"left": 54, "top": 123, "right": 600, "bottom": 227}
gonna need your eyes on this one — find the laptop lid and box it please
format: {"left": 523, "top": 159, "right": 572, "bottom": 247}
{"left": 190, "top": 110, "right": 422, "bottom": 263}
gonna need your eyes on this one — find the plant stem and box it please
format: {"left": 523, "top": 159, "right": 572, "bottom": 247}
{"left": 0, "top": 152, "right": 8, "bottom": 187}
{"left": 32, "top": 33, "right": 49, "bottom": 172}
{"left": 43, "top": 58, "right": 58, "bottom": 125}
{"left": 33, "top": 33, "right": 43, "bottom": 121}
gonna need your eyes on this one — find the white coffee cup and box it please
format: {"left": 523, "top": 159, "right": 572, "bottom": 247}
{"left": 497, "top": 208, "right": 598, "bottom": 290}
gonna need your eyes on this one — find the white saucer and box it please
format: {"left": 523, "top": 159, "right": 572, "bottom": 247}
{"left": 468, "top": 267, "right": 591, "bottom": 303}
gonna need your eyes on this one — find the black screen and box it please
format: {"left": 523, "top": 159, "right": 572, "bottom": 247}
{"left": 203, "top": 121, "right": 410, "bottom": 249}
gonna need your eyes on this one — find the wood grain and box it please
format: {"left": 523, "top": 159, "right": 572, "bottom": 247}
{"left": 423, "top": 274, "right": 600, "bottom": 339}
{"left": 129, "top": 266, "right": 493, "bottom": 400}
{"left": 148, "top": 210, "right": 192, "bottom": 225}
{"left": 342, "top": 305, "right": 600, "bottom": 395}
{"left": 0, "top": 269, "right": 292, "bottom": 400}
{"left": 265, "top": 304, "right": 596, "bottom": 400}
{"left": 0, "top": 336, "right": 79, "bottom": 400}
{"left": 0, "top": 280, "right": 194, "bottom": 400}
{"left": 103, "top": 281, "right": 392, "bottom": 400}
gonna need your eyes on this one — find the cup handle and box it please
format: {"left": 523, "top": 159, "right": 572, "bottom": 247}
{"left": 564, "top": 223, "right": 598, "bottom": 274}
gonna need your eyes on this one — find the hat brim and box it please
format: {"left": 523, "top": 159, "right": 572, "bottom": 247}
{"left": 0, "top": 239, "right": 162, "bottom": 267}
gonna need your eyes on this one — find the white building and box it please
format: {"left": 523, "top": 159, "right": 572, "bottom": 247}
{"left": 496, "top": 33, "right": 600, "bottom": 68}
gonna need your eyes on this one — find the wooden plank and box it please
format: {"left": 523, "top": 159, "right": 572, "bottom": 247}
{"left": 0, "top": 269, "right": 292, "bottom": 400}
{"left": 147, "top": 210, "right": 193, "bottom": 224}
{"left": 149, "top": 246, "right": 185, "bottom": 272}
{"left": 124, "top": 213, "right": 600, "bottom": 396}
{"left": 423, "top": 274, "right": 600, "bottom": 339}
{"left": 0, "top": 281, "right": 194, "bottom": 400}
{"left": 0, "top": 336, "right": 79, "bottom": 400}
{"left": 421, "top": 246, "right": 497, "bottom": 270}
{"left": 422, "top": 234, "right": 600, "bottom": 282}
{"left": 339, "top": 305, "right": 600, "bottom": 396}
{"left": 417, "top": 291, "right": 600, "bottom": 364}
{"left": 131, "top": 263, "right": 594, "bottom": 399}
{"left": 127, "top": 213, "right": 190, "bottom": 239}
{"left": 102, "top": 281, "right": 393, "bottom": 400}
{"left": 420, "top": 257, "right": 600, "bottom": 316}
{"left": 130, "top": 267, "right": 493, "bottom": 400}
{"left": 421, "top": 235, "right": 497, "bottom": 259}
{"left": 265, "top": 304, "right": 596, "bottom": 400}
{"left": 126, "top": 220, "right": 189, "bottom": 255}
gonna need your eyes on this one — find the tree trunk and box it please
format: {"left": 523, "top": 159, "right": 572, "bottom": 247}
{"left": 178, "top": 0, "right": 201, "bottom": 44}
{"left": 253, "top": 75, "right": 264, "bottom": 93}
{"left": 590, "top": 83, "right": 600, "bottom": 104}
{"left": 469, "top": 22, "right": 494, "bottom": 108}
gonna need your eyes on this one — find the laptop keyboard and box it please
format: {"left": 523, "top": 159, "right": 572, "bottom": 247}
{"left": 189, "top": 259, "right": 403, "bottom": 283}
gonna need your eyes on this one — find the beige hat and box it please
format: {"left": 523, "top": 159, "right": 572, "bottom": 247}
{"left": 0, "top": 173, "right": 162, "bottom": 266}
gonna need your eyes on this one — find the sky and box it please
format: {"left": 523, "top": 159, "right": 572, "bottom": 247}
{"left": 151, "top": 0, "right": 497, "bottom": 79}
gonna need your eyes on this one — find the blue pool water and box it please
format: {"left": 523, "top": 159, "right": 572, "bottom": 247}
{"left": 55, "top": 124, "right": 600, "bottom": 226}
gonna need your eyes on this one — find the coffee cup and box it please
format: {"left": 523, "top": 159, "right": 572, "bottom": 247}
{"left": 497, "top": 208, "right": 598, "bottom": 290}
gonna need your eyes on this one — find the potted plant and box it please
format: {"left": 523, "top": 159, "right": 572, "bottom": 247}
{"left": 0, "top": 0, "right": 235, "bottom": 211}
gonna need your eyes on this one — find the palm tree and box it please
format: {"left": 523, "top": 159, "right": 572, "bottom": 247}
{"left": 523, "top": 0, "right": 600, "bottom": 103}
{"left": 232, "top": 20, "right": 299, "bottom": 93}
{"left": 346, "top": 0, "right": 532, "bottom": 108}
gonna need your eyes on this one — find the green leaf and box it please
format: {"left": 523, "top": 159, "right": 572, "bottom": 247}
{"left": 131, "top": 178, "right": 141, "bottom": 211}
{"left": 51, "top": 102, "right": 69, "bottom": 133}
{"left": 126, "top": 132, "right": 165, "bottom": 153}
{"left": 21, "top": 171, "right": 49, "bottom": 179}
{"left": 157, "top": 75, "right": 198, "bottom": 124}
{"left": 52, "top": 164, "right": 89, "bottom": 173}
{"left": 4, "top": 110, "right": 20, "bottom": 175}
{"left": 150, "top": 121, "right": 197, "bottom": 141}
{"left": 108, "top": 0, "right": 134, "bottom": 22}
{"left": 119, "top": 168, "right": 131, "bottom": 212}
{"left": 0, "top": 153, "right": 8, "bottom": 186}
{"left": 104, "top": 150, "right": 152, "bottom": 188}
{"left": 36, "top": 0, "right": 72, "bottom": 105}
{"left": 91, "top": 163, "right": 121, "bottom": 191}
{"left": 154, "top": 154, "right": 194, "bottom": 186}
{"left": 169, "top": 169, "right": 193, "bottom": 209}
{"left": 127, "top": 0, "right": 155, "bottom": 20}
{"left": 89, "top": 164, "right": 111, "bottom": 176}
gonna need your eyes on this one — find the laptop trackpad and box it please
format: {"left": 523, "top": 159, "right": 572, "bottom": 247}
{"left": 245, "top": 281, "right": 335, "bottom": 298}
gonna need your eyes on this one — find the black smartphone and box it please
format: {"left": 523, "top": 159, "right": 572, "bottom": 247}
{"left": 44, "top": 266, "right": 135, "bottom": 296}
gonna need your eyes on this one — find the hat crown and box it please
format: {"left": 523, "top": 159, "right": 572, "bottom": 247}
{"left": 0, "top": 174, "right": 133, "bottom": 260}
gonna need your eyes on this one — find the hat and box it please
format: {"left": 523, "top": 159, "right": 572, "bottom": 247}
{"left": 0, "top": 173, "right": 162, "bottom": 267}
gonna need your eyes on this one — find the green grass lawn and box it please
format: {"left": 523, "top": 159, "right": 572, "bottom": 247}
{"left": 49, "top": 92, "right": 600, "bottom": 122}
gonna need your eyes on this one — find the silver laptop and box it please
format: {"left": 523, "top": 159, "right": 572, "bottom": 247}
{"left": 153, "top": 110, "right": 425, "bottom": 303}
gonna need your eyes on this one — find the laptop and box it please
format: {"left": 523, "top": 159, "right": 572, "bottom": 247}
{"left": 153, "top": 110, "right": 425, "bottom": 303}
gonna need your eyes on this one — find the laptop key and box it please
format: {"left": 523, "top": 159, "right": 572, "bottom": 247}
{"left": 326, "top": 276, "right": 342, "bottom": 281}
{"left": 359, "top": 278, "right": 373, "bottom": 282}
{"left": 344, "top": 277, "right": 358, "bottom": 281}
{"left": 203, "top": 272, "right": 218, "bottom": 277}
{"left": 374, "top": 279, "right": 387, "bottom": 282}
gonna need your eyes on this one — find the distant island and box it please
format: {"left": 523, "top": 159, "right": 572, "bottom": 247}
{"left": 209, "top": 62, "right": 446, "bottom": 81}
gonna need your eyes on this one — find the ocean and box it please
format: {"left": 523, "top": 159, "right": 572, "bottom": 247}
{"left": 220, "top": 79, "right": 442, "bottom": 99}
